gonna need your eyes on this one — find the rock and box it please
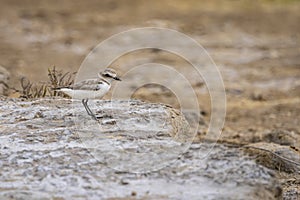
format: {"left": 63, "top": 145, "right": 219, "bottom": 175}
{"left": 0, "top": 65, "right": 10, "bottom": 95}
{"left": 244, "top": 142, "right": 300, "bottom": 173}
{"left": 282, "top": 177, "right": 300, "bottom": 200}
{"left": 0, "top": 98, "right": 281, "bottom": 199}
{"left": 261, "top": 129, "right": 300, "bottom": 147}
{"left": 250, "top": 90, "right": 266, "bottom": 101}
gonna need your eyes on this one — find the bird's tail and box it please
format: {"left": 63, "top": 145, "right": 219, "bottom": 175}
{"left": 51, "top": 86, "right": 65, "bottom": 91}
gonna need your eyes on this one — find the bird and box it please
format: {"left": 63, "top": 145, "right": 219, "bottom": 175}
{"left": 54, "top": 68, "right": 121, "bottom": 120}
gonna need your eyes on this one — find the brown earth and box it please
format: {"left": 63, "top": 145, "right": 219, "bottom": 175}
{"left": 0, "top": 0, "right": 299, "bottom": 199}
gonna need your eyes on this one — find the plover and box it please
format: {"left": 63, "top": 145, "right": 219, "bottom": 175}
{"left": 55, "top": 68, "right": 121, "bottom": 120}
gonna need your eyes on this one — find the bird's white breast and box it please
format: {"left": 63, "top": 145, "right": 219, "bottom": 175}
{"left": 60, "top": 83, "right": 110, "bottom": 99}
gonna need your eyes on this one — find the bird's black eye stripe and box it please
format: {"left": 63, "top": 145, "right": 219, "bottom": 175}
{"left": 104, "top": 74, "right": 111, "bottom": 77}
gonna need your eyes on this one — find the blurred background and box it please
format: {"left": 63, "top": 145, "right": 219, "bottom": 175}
{"left": 0, "top": 0, "right": 299, "bottom": 141}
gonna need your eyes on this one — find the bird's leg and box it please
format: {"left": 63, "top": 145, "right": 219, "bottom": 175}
{"left": 82, "top": 99, "right": 98, "bottom": 121}
{"left": 82, "top": 99, "right": 92, "bottom": 115}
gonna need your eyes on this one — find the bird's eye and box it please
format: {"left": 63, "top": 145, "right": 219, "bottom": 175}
{"left": 104, "top": 74, "right": 110, "bottom": 77}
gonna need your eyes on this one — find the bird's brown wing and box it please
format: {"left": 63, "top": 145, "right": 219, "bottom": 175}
{"left": 69, "top": 78, "right": 101, "bottom": 90}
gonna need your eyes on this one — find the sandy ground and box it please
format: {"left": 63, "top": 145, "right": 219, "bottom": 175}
{"left": 0, "top": 0, "right": 299, "bottom": 199}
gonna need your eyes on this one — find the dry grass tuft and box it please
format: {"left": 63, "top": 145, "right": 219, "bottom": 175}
{"left": 20, "top": 66, "right": 76, "bottom": 98}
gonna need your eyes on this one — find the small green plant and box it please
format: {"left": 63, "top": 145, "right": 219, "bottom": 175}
{"left": 20, "top": 66, "right": 76, "bottom": 98}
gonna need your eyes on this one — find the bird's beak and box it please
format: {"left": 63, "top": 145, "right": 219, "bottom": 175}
{"left": 114, "top": 77, "right": 122, "bottom": 81}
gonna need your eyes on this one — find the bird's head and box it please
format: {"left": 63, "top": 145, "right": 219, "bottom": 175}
{"left": 99, "top": 68, "right": 121, "bottom": 81}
